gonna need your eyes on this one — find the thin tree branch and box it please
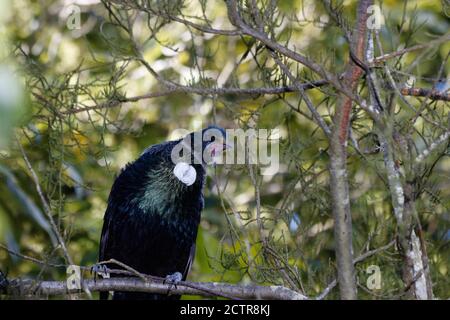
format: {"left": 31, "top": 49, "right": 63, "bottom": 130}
{"left": 400, "top": 88, "right": 450, "bottom": 101}
{"left": 225, "top": 0, "right": 331, "bottom": 82}
{"left": 316, "top": 239, "right": 396, "bottom": 300}
{"left": 16, "top": 138, "right": 74, "bottom": 266}
{"left": 370, "top": 33, "right": 450, "bottom": 65}
{"left": 270, "top": 52, "right": 332, "bottom": 137}
{"left": 62, "top": 81, "right": 329, "bottom": 115}
{"left": 415, "top": 130, "right": 450, "bottom": 163}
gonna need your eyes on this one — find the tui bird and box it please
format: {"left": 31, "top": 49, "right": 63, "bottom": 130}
{"left": 97, "top": 126, "right": 227, "bottom": 300}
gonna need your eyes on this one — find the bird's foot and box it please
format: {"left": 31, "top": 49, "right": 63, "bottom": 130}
{"left": 90, "top": 263, "right": 110, "bottom": 281}
{"left": 163, "top": 271, "right": 182, "bottom": 295}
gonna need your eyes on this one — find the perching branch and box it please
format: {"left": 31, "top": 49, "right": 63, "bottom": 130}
{"left": 0, "top": 246, "right": 306, "bottom": 300}
{"left": 4, "top": 240, "right": 396, "bottom": 300}
{"left": 2, "top": 277, "right": 307, "bottom": 300}
{"left": 0, "top": 236, "right": 396, "bottom": 300}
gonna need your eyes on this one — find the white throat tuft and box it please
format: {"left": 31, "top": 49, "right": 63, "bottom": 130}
{"left": 173, "top": 162, "right": 196, "bottom": 186}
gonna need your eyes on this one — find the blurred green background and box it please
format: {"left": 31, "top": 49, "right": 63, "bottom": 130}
{"left": 0, "top": 0, "right": 448, "bottom": 299}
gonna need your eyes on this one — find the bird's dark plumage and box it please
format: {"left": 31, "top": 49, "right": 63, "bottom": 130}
{"left": 98, "top": 126, "right": 226, "bottom": 300}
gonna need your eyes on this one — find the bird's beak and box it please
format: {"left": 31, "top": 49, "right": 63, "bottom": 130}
{"left": 209, "top": 142, "right": 228, "bottom": 157}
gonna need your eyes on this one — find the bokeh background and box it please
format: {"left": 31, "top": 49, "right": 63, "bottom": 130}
{"left": 0, "top": 0, "right": 449, "bottom": 299}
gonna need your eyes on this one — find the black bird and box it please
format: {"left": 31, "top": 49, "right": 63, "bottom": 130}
{"left": 97, "top": 126, "right": 227, "bottom": 300}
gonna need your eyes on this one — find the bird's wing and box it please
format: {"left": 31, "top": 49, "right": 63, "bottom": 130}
{"left": 98, "top": 209, "right": 111, "bottom": 262}
{"left": 182, "top": 243, "right": 196, "bottom": 280}
{"left": 98, "top": 204, "right": 115, "bottom": 300}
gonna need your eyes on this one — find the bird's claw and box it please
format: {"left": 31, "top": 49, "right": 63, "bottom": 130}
{"left": 163, "top": 271, "right": 182, "bottom": 295}
{"left": 91, "top": 263, "right": 110, "bottom": 281}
